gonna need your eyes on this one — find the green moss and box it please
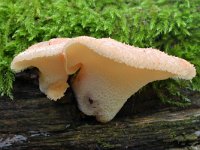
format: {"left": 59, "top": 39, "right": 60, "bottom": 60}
{"left": 175, "top": 134, "right": 198, "bottom": 142}
{"left": 97, "top": 139, "right": 121, "bottom": 149}
{"left": 0, "top": 0, "right": 199, "bottom": 104}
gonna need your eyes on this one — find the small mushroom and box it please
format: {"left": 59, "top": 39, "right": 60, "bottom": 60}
{"left": 11, "top": 38, "right": 69, "bottom": 100}
{"left": 63, "top": 36, "right": 196, "bottom": 122}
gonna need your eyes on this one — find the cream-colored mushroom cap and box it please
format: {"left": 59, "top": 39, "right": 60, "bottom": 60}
{"left": 11, "top": 38, "right": 69, "bottom": 100}
{"left": 64, "top": 36, "right": 196, "bottom": 122}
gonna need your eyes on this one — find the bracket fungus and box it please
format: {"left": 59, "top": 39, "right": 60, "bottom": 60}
{"left": 11, "top": 36, "right": 196, "bottom": 123}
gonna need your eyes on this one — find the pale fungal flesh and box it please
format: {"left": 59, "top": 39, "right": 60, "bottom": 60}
{"left": 11, "top": 36, "right": 196, "bottom": 122}
{"left": 11, "top": 38, "right": 70, "bottom": 100}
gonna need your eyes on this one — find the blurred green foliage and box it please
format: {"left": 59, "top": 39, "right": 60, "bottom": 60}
{"left": 0, "top": 0, "right": 199, "bottom": 105}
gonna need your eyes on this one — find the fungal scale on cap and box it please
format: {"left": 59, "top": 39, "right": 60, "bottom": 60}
{"left": 64, "top": 36, "right": 196, "bottom": 122}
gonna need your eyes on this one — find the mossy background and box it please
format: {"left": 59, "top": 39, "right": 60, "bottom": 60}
{"left": 0, "top": 0, "right": 199, "bottom": 105}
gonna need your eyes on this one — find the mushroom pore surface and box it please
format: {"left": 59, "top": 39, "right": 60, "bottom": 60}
{"left": 65, "top": 43, "right": 174, "bottom": 122}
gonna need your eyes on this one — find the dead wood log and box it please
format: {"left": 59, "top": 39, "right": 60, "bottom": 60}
{"left": 0, "top": 72, "right": 200, "bottom": 150}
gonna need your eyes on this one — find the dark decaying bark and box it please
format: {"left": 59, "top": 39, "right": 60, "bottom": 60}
{"left": 0, "top": 71, "right": 200, "bottom": 150}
